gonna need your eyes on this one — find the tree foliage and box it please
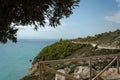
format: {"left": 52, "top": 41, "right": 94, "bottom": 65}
{"left": 0, "top": 0, "right": 80, "bottom": 43}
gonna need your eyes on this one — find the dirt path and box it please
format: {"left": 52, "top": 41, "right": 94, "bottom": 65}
{"left": 72, "top": 41, "right": 120, "bottom": 49}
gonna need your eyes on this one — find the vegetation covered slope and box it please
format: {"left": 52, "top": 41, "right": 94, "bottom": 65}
{"left": 74, "top": 29, "right": 120, "bottom": 47}
{"left": 21, "top": 29, "right": 120, "bottom": 80}
{"left": 33, "top": 40, "right": 85, "bottom": 63}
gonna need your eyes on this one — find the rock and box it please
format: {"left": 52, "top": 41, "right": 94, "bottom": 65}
{"left": 101, "top": 68, "right": 120, "bottom": 80}
{"left": 73, "top": 66, "right": 94, "bottom": 79}
{"left": 55, "top": 69, "right": 66, "bottom": 80}
{"left": 91, "top": 43, "right": 97, "bottom": 47}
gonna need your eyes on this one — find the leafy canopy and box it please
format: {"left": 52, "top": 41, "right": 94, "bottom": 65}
{"left": 0, "top": 0, "right": 80, "bottom": 43}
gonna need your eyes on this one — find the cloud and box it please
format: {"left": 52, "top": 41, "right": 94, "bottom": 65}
{"left": 16, "top": 25, "right": 34, "bottom": 30}
{"left": 45, "top": 19, "right": 49, "bottom": 23}
{"left": 116, "top": 0, "right": 120, "bottom": 7}
{"left": 16, "top": 24, "right": 57, "bottom": 33}
{"left": 15, "top": 22, "right": 66, "bottom": 31}
{"left": 38, "top": 27, "right": 56, "bottom": 32}
{"left": 105, "top": 11, "right": 120, "bottom": 24}
{"left": 104, "top": 0, "right": 120, "bottom": 24}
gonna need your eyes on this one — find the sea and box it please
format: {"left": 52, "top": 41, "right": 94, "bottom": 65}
{"left": 0, "top": 39, "right": 58, "bottom": 80}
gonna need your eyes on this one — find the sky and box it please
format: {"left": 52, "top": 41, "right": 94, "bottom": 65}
{"left": 17, "top": 0, "right": 120, "bottom": 39}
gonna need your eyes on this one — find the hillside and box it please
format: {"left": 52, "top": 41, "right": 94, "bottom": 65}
{"left": 21, "top": 29, "right": 120, "bottom": 80}
{"left": 73, "top": 29, "right": 120, "bottom": 48}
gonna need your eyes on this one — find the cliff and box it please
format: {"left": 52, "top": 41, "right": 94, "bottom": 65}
{"left": 21, "top": 29, "right": 120, "bottom": 80}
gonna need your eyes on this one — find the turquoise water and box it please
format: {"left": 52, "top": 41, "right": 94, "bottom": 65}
{"left": 0, "top": 39, "right": 58, "bottom": 80}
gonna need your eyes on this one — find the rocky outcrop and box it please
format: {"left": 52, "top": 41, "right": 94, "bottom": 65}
{"left": 101, "top": 68, "right": 120, "bottom": 80}
{"left": 55, "top": 69, "right": 66, "bottom": 80}
{"left": 55, "top": 66, "right": 95, "bottom": 80}
{"left": 73, "top": 66, "right": 94, "bottom": 79}
{"left": 55, "top": 66, "right": 120, "bottom": 80}
{"left": 27, "top": 63, "right": 38, "bottom": 75}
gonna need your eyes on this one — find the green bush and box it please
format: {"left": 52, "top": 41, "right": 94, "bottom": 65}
{"left": 34, "top": 40, "right": 83, "bottom": 62}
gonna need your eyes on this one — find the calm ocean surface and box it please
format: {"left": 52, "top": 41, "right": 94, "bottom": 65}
{"left": 0, "top": 39, "right": 58, "bottom": 80}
